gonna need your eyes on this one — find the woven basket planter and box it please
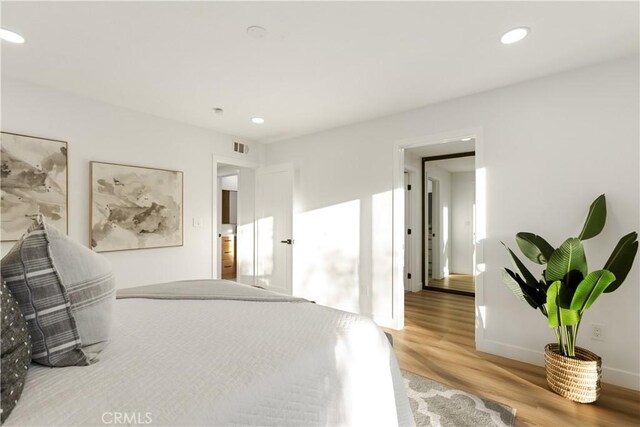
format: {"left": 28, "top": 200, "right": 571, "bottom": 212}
{"left": 544, "top": 343, "right": 602, "bottom": 403}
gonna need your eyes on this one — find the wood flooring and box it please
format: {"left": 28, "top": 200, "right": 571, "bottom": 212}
{"left": 386, "top": 291, "right": 640, "bottom": 426}
{"left": 427, "top": 273, "right": 475, "bottom": 294}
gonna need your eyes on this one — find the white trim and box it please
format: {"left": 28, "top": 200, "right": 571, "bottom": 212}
{"left": 392, "top": 128, "right": 484, "bottom": 339}
{"left": 425, "top": 175, "right": 441, "bottom": 281}
{"left": 477, "top": 338, "right": 640, "bottom": 390}
{"left": 212, "top": 155, "right": 260, "bottom": 280}
{"left": 403, "top": 165, "right": 422, "bottom": 293}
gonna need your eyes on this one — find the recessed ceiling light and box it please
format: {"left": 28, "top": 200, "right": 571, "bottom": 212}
{"left": 0, "top": 28, "right": 25, "bottom": 44}
{"left": 461, "top": 137, "right": 473, "bottom": 142}
{"left": 500, "top": 27, "right": 529, "bottom": 45}
{"left": 251, "top": 117, "right": 265, "bottom": 124}
{"left": 247, "top": 26, "right": 267, "bottom": 39}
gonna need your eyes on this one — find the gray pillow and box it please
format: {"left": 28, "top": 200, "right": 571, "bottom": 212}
{"left": 1, "top": 216, "right": 115, "bottom": 367}
{"left": 0, "top": 281, "right": 31, "bottom": 423}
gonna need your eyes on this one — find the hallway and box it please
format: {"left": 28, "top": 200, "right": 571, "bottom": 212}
{"left": 427, "top": 273, "right": 474, "bottom": 294}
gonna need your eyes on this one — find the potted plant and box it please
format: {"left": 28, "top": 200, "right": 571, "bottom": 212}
{"left": 502, "top": 194, "right": 638, "bottom": 403}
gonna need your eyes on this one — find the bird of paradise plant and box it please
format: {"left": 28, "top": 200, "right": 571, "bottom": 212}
{"left": 502, "top": 194, "right": 638, "bottom": 357}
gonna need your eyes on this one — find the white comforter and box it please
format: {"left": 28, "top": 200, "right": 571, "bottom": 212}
{"left": 8, "top": 296, "right": 414, "bottom": 426}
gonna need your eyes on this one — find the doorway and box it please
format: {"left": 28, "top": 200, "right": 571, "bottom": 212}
{"left": 212, "top": 155, "right": 259, "bottom": 285}
{"left": 392, "top": 130, "right": 485, "bottom": 332}
{"left": 218, "top": 167, "right": 238, "bottom": 280}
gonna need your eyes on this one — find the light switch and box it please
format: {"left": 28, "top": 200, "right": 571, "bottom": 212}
{"left": 192, "top": 218, "right": 203, "bottom": 228}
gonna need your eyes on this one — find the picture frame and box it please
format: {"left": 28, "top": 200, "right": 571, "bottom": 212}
{"left": 0, "top": 132, "right": 68, "bottom": 241}
{"left": 89, "top": 161, "right": 183, "bottom": 252}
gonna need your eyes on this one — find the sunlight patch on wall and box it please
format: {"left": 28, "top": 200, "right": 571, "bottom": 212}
{"left": 237, "top": 222, "right": 254, "bottom": 279}
{"left": 255, "top": 216, "right": 274, "bottom": 284}
{"left": 475, "top": 167, "right": 487, "bottom": 242}
{"left": 236, "top": 167, "right": 255, "bottom": 285}
{"left": 371, "top": 191, "right": 393, "bottom": 322}
{"left": 294, "top": 200, "right": 360, "bottom": 313}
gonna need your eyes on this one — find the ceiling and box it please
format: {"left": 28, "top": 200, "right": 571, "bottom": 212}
{"left": 1, "top": 2, "right": 638, "bottom": 143}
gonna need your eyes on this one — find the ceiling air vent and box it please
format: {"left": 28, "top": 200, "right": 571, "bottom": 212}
{"left": 233, "top": 142, "right": 249, "bottom": 154}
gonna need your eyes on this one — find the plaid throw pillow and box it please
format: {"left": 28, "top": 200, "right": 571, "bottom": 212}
{"left": 1, "top": 216, "right": 115, "bottom": 367}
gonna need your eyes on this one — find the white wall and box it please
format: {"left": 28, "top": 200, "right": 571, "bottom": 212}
{"left": 1, "top": 78, "right": 260, "bottom": 288}
{"left": 220, "top": 175, "right": 238, "bottom": 192}
{"left": 265, "top": 57, "right": 640, "bottom": 389}
{"left": 451, "top": 171, "right": 475, "bottom": 275}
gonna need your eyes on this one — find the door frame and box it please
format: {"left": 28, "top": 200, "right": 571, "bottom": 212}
{"left": 212, "top": 155, "right": 260, "bottom": 280}
{"left": 404, "top": 166, "right": 422, "bottom": 292}
{"left": 392, "top": 128, "right": 485, "bottom": 341}
{"left": 423, "top": 175, "right": 440, "bottom": 286}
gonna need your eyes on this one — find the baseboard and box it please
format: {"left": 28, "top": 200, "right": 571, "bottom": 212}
{"left": 477, "top": 338, "right": 640, "bottom": 391}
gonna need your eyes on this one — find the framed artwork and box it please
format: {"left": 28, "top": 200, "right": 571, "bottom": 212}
{"left": 90, "top": 161, "right": 183, "bottom": 252}
{"left": 1, "top": 132, "right": 68, "bottom": 241}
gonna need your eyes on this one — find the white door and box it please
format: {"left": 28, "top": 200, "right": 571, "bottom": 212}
{"left": 255, "top": 163, "right": 294, "bottom": 294}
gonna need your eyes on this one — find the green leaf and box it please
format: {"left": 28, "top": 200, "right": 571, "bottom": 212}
{"left": 503, "top": 268, "right": 547, "bottom": 310}
{"left": 547, "top": 281, "right": 579, "bottom": 328}
{"left": 558, "top": 270, "right": 584, "bottom": 309}
{"left": 603, "top": 232, "right": 639, "bottom": 293}
{"left": 561, "top": 308, "right": 579, "bottom": 327}
{"left": 538, "top": 279, "right": 549, "bottom": 292}
{"left": 578, "top": 194, "right": 607, "bottom": 240}
{"left": 545, "top": 238, "right": 588, "bottom": 283}
{"left": 570, "top": 270, "right": 616, "bottom": 313}
{"left": 503, "top": 269, "right": 536, "bottom": 309}
{"left": 502, "top": 242, "right": 539, "bottom": 288}
{"left": 516, "top": 232, "right": 555, "bottom": 264}
{"left": 547, "top": 281, "right": 561, "bottom": 328}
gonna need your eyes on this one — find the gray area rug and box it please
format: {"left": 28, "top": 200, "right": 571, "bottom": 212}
{"left": 403, "top": 370, "right": 516, "bottom": 427}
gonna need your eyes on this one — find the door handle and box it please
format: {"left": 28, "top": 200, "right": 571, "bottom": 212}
{"left": 280, "top": 239, "right": 294, "bottom": 245}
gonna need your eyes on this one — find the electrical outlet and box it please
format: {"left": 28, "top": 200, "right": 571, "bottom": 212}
{"left": 591, "top": 324, "right": 605, "bottom": 342}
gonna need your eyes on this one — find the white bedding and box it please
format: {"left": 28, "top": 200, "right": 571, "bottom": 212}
{"left": 7, "top": 295, "right": 414, "bottom": 426}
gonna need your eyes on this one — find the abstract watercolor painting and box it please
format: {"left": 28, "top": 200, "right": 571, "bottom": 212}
{"left": 1, "top": 132, "right": 68, "bottom": 241}
{"left": 90, "top": 161, "right": 183, "bottom": 252}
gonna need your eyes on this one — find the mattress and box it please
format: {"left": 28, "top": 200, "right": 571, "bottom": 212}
{"left": 7, "top": 283, "right": 414, "bottom": 426}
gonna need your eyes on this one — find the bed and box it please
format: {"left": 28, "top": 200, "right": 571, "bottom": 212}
{"left": 6, "top": 280, "right": 414, "bottom": 426}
